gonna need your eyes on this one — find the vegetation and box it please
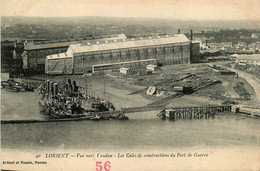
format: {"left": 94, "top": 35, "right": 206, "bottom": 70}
{"left": 233, "top": 81, "right": 251, "bottom": 100}
{"left": 235, "top": 65, "right": 260, "bottom": 78}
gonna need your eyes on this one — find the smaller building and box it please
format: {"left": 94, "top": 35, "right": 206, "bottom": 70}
{"left": 236, "top": 59, "right": 260, "bottom": 66}
{"left": 234, "top": 54, "right": 260, "bottom": 66}
{"left": 207, "top": 43, "right": 222, "bottom": 48}
{"left": 251, "top": 33, "right": 259, "bottom": 39}
{"left": 222, "top": 42, "right": 233, "bottom": 48}
{"left": 119, "top": 67, "right": 131, "bottom": 75}
{"left": 236, "top": 60, "right": 248, "bottom": 66}
{"left": 146, "top": 64, "right": 158, "bottom": 71}
{"left": 256, "top": 42, "right": 260, "bottom": 51}
{"left": 237, "top": 42, "right": 247, "bottom": 47}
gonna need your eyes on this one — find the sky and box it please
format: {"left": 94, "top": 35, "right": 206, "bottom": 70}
{"left": 2, "top": 0, "right": 260, "bottom": 20}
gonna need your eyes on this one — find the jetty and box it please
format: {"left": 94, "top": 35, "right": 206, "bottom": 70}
{"left": 2, "top": 104, "right": 260, "bottom": 124}
{"left": 1, "top": 110, "right": 123, "bottom": 124}
{"left": 1, "top": 105, "right": 166, "bottom": 124}
{"left": 157, "top": 105, "right": 232, "bottom": 120}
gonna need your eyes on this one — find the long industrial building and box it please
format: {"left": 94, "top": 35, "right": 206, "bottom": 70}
{"left": 45, "top": 34, "right": 200, "bottom": 74}
{"left": 22, "top": 34, "right": 127, "bottom": 72}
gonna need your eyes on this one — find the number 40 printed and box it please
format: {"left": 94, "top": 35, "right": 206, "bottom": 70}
{"left": 96, "top": 161, "right": 111, "bottom": 171}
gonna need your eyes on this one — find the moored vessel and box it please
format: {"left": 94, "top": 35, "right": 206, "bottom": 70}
{"left": 38, "top": 79, "right": 116, "bottom": 120}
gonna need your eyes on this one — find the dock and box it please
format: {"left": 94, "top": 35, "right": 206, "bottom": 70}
{"left": 2, "top": 104, "right": 259, "bottom": 124}
{"left": 122, "top": 105, "right": 164, "bottom": 113}
{"left": 158, "top": 105, "right": 232, "bottom": 120}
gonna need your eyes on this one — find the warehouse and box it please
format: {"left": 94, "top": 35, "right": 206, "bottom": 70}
{"left": 46, "top": 34, "right": 200, "bottom": 74}
{"left": 22, "top": 34, "right": 127, "bottom": 72}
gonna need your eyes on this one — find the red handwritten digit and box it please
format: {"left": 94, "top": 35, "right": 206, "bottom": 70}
{"left": 96, "top": 161, "right": 103, "bottom": 171}
{"left": 104, "top": 161, "right": 111, "bottom": 171}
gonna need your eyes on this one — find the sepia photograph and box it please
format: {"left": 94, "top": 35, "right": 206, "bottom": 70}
{"left": 1, "top": 0, "right": 260, "bottom": 170}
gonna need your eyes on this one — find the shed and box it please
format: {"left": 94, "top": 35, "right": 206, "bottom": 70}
{"left": 119, "top": 67, "right": 131, "bottom": 75}
{"left": 146, "top": 64, "right": 158, "bottom": 71}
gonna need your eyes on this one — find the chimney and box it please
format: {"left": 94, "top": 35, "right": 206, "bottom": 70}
{"left": 178, "top": 29, "right": 180, "bottom": 34}
{"left": 190, "top": 29, "right": 193, "bottom": 42}
{"left": 190, "top": 29, "right": 193, "bottom": 62}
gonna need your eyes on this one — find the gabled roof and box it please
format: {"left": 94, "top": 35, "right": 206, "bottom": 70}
{"left": 67, "top": 34, "right": 189, "bottom": 55}
{"left": 24, "top": 41, "right": 78, "bottom": 51}
{"left": 47, "top": 52, "right": 72, "bottom": 59}
{"left": 24, "top": 34, "right": 127, "bottom": 51}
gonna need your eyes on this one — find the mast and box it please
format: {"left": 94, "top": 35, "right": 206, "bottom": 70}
{"left": 103, "top": 76, "right": 106, "bottom": 100}
{"left": 85, "top": 74, "right": 88, "bottom": 99}
{"left": 63, "top": 59, "right": 66, "bottom": 90}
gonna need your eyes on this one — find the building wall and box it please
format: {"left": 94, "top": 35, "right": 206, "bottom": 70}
{"left": 45, "top": 57, "right": 73, "bottom": 74}
{"left": 73, "top": 43, "right": 191, "bottom": 74}
{"left": 45, "top": 41, "right": 201, "bottom": 75}
{"left": 190, "top": 42, "right": 200, "bottom": 63}
{"left": 93, "top": 60, "right": 157, "bottom": 73}
{"left": 22, "top": 53, "right": 28, "bottom": 69}
{"left": 25, "top": 47, "right": 68, "bottom": 71}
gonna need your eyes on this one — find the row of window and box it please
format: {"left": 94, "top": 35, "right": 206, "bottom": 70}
{"left": 74, "top": 50, "right": 190, "bottom": 59}
{"left": 74, "top": 45, "right": 190, "bottom": 57}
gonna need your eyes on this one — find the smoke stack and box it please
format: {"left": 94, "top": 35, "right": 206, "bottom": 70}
{"left": 178, "top": 29, "right": 180, "bottom": 34}
{"left": 190, "top": 30, "right": 193, "bottom": 61}
{"left": 190, "top": 29, "right": 193, "bottom": 42}
{"left": 49, "top": 81, "right": 53, "bottom": 95}
{"left": 54, "top": 83, "right": 58, "bottom": 96}
{"left": 65, "top": 83, "right": 69, "bottom": 91}
{"left": 73, "top": 81, "right": 77, "bottom": 92}
{"left": 46, "top": 80, "right": 50, "bottom": 94}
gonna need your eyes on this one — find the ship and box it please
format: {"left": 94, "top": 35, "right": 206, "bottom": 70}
{"left": 1, "top": 79, "right": 36, "bottom": 92}
{"left": 38, "top": 79, "right": 117, "bottom": 120}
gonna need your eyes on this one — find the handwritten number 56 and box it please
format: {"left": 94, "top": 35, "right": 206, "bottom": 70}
{"left": 96, "top": 161, "right": 111, "bottom": 171}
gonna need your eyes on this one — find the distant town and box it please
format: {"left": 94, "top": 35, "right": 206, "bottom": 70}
{"left": 2, "top": 18, "right": 260, "bottom": 75}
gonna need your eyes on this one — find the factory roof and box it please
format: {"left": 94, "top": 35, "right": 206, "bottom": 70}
{"left": 47, "top": 52, "right": 72, "bottom": 59}
{"left": 24, "top": 41, "right": 78, "bottom": 51}
{"left": 67, "top": 34, "right": 189, "bottom": 55}
{"left": 24, "top": 34, "right": 127, "bottom": 51}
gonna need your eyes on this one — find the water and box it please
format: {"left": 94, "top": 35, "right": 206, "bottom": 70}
{"left": 1, "top": 73, "right": 260, "bottom": 150}
{"left": 1, "top": 111, "right": 260, "bottom": 150}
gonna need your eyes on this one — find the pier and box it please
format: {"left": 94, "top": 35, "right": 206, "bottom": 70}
{"left": 3, "top": 105, "right": 260, "bottom": 124}
{"left": 122, "top": 105, "right": 164, "bottom": 113}
{"left": 1, "top": 105, "right": 165, "bottom": 124}
{"left": 157, "top": 105, "right": 232, "bottom": 120}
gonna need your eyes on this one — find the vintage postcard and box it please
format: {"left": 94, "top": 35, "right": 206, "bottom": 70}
{"left": 1, "top": 0, "right": 260, "bottom": 170}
